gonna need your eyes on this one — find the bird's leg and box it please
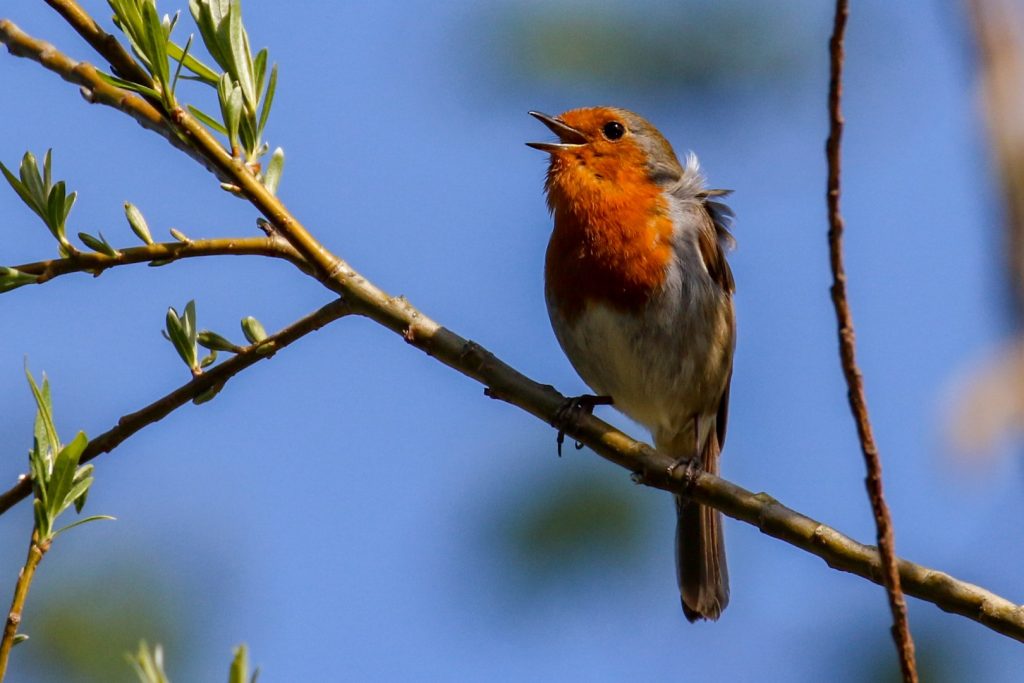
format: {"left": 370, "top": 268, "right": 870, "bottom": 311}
{"left": 666, "top": 415, "right": 702, "bottom": 487}
{"left": 552, "top": 394, "right": 613, "bottom": 456}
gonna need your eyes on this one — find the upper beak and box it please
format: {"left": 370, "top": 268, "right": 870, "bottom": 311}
{"left": 526, "top": 111, "right": 587, "bottom": 152}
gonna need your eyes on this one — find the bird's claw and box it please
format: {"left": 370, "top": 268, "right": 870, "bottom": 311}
{"left": 666, "top": 456, "right": 702, "bottom": 491}
{"left": 552, "top": 394, "right": 613, "bottom": 456}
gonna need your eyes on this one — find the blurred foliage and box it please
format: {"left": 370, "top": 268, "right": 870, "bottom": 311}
{"left": 478, "top": 0, "right": 819, "bottom": 92}
{"left": 483, "top": 460, "right": 659, "bottom": 595}
{"left": 15, "top": 564, "right": 189, "bottom": 683}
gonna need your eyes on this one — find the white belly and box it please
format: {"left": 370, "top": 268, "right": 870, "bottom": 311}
{"left": 546, "top": 271, "right": 733, "bottom": 443}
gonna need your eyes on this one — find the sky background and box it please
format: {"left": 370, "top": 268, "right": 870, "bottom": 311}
{"left": 1, "top": 0, "right": 1022, "bottom": 681}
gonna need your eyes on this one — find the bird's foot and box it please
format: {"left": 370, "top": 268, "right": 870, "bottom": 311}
{"left": 552, "top": 394, "right": 613, "bottom": 456}
{"left": 666, "top": 456, "right": 702, "bottom": 491}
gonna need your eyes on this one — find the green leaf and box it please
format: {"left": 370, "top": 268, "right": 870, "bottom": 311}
{"left": 32, "top": 499, "right": 49, "bottom": 541}
{"left": 240, "top": 316, "right": 267, "bottom": 344}
{"left": 96, "top": 70, "right": 162, "bottom": 99}
{"left": 187, "top": 104, "right": 229, "bottom": 136}
{"left": 226, "top": 0, "right": 256, "bottom": 109}
{"left": 19, "top": 151, "right": 45, "bottom": 209}
{"left": 168, "top": 39, "right": 220, "bottom": 84}
{"left": 218, "top": 75, "right": 243, "bottom": 151}
{"left": 257, "top": 63, "right": 277, "bottom": 139}
{"left": 72, "top": 463, "right": 94, "bottom": 513}
{"left": 0, "top": 266, "right": 37, "bottom": 294}
{"left": 165, "top": 306, "right": 196, "bottom": 369}
{"left": 125, "top": 202, "right": 154, "bottom": 244}
{"left": 29, "top": 440, "right": 47, "bottom": 502}
{"left": 198, "top": 330, "right": 240, "bottom": 352}
{"left": 183, "top": 300, "right": 197, "bottom": 345}
{"left": 0, "top": 161, "right": 37, "bottom": 214}
{"left": 26, "top": 368, "right": 60, "bottom": 464}
{"left": 228, "top": 644, "right": 248, "bottom": 683}
{"left": 49, "top": 431, "right": 89, "bottom": 517}
{"left": 252, "top": 48, "right": 267, "bottom": 99}
{"left": 141, "top": 0, "right": 171, "bottom": 97}
{"left": 42, "top": 148, "right": 52, "bottom": 190}
{"left": 192, "top": 382, "right": 224, "bottom": 404}
{"left": 165, "top": 301, "right": 199, "bottom": 371}
{"left": 169, "top": 33, "right": 193, "bottom": 99}
{"left": 237, "top": 110, "right": 257, "bottom": 157}
{"left": 78, "top": 231, "right": 120, "bottom": 257}
{"left": 12, "top": 634, "right": 29, "bottom": 646}
{"left": 62, "top": 191, "right": 78, "bottom": 230}
{"left": 57, "top": 475, "right": 93, "bottom": 519}
{"left": 190, "top": 0, "right": 230, "bottom": 72}
{"left": 45, "top": 181, "right": 66, "bottom": 239}
{"left": 199, "top": 348, "right": 218, "bottom": 368}
{"left": 263, "top": 147, "right": 284, "bottom": 195}
{"left": 52, "top": 514, "right": 116, "bottom": 539}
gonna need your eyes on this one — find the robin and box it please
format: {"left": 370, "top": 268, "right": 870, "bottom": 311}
{"left": 528, "top": 107, "right": 736, "bottom": 621}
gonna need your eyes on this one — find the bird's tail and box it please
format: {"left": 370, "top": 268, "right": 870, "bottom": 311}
{"left": 672, "top": 430, "right": 729, "bottom": 622}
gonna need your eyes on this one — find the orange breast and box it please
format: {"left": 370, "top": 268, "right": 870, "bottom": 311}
{"left": 545, "top": 166, "right": 674, "bottom": 322}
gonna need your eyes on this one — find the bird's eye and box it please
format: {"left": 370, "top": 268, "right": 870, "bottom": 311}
{"left": 602, "top": 121, "right": 626, "bottom": 141}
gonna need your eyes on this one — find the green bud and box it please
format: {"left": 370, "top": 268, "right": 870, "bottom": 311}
{"left": 198, "top": 330, "right": 241, "bottom": 352}
{"left": 193, "top": 382, "right": 224, "bottom": 405}
{"left": 124, "top": 202, "right": 154, "bottom": 244}
{"left": 241, "top": 316, "right": 267, "bottom": 344}
{"left": 0, "top": 266, "right": 37, "bottom": 293}
{"left": 77, "top": 231, "right": 119, "bottom": 257}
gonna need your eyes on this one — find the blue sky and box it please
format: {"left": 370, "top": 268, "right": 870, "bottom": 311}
{"left": 1, "top": 1, "right": 1022, "bottom": 680}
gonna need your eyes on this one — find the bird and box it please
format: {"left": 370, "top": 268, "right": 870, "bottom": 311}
{"left": 527, "top": 107, "right": 736, "bottom": 622}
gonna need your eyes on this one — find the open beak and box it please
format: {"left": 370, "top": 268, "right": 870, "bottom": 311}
{"left": 526, "top": 111, "right": 587, "bottom": 152}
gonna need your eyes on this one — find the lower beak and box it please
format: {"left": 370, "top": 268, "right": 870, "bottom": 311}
{"left": 526, "top": 111, "right": 587, "bottom": 151}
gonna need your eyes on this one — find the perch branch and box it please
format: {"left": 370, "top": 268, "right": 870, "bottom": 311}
{"left": 1, "top": 8, "right": 1021, "bottom": 649}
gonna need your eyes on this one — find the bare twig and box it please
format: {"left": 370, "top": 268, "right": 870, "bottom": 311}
{"left": 826, "top": 2, "right": 918, "bottom": 680}
{"left": 0, "top": 298, "right": 351, "bottom": 515}
{"left": 0, "top": 532, "right": 47, "bottom": 680}
{"left": 1, "top": 5, "right": 1021, "bottom": 649}
{"left": 10, "top": 236, "right": 308, "bottom": 283}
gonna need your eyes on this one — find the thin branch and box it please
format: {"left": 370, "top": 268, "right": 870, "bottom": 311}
{"left": 4, "top": 6, "right": 1022, "bottom": 648}
{"left": 826, "top": 2, "right": 918, "bottom": 680}
{"left": 41, "top": 0, "right": 152, "bottom": 86}
{"left": 0, "top": 298, "right": 351, "bottom": 515}
{"left": 10, "top": 236, "right": 308, "bottom": 283}
{"left": 0, "top": 20, "right": 225, "bottom": 179}
{"left": 0, "top": 532, "right": 47, "bottom": 680}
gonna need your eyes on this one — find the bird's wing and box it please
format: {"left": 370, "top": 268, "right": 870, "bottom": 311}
{"left": 693, "top": 189, "right": 736, "bottom": 295}
{"left": 715, "top": 368, "right": 732, "bottom": 449}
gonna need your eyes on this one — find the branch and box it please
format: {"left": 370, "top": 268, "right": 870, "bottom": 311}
{"left": 0, "top": 20, "right": 225, "bottom": 180}
{"left": 41, "top": 0, "right": 152, "bottom": 86}
{"left": 826, "top": 2, "right": 918, "bottom": 680}
{"left": 10, "top": 236, "right": 308, "bottom": 284}
{"left": 5, "top": 7, "right": 1024, "bottom": 647}
{"left": 0, "top": 532, "right": 47, "bottom": 680}
{"left": 0, "top": 298, "right": 351, "bottom": 515}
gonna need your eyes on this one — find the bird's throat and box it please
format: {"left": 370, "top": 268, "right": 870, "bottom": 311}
{"left": 544, "top": 176, "right": 674, "bottom": 322}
